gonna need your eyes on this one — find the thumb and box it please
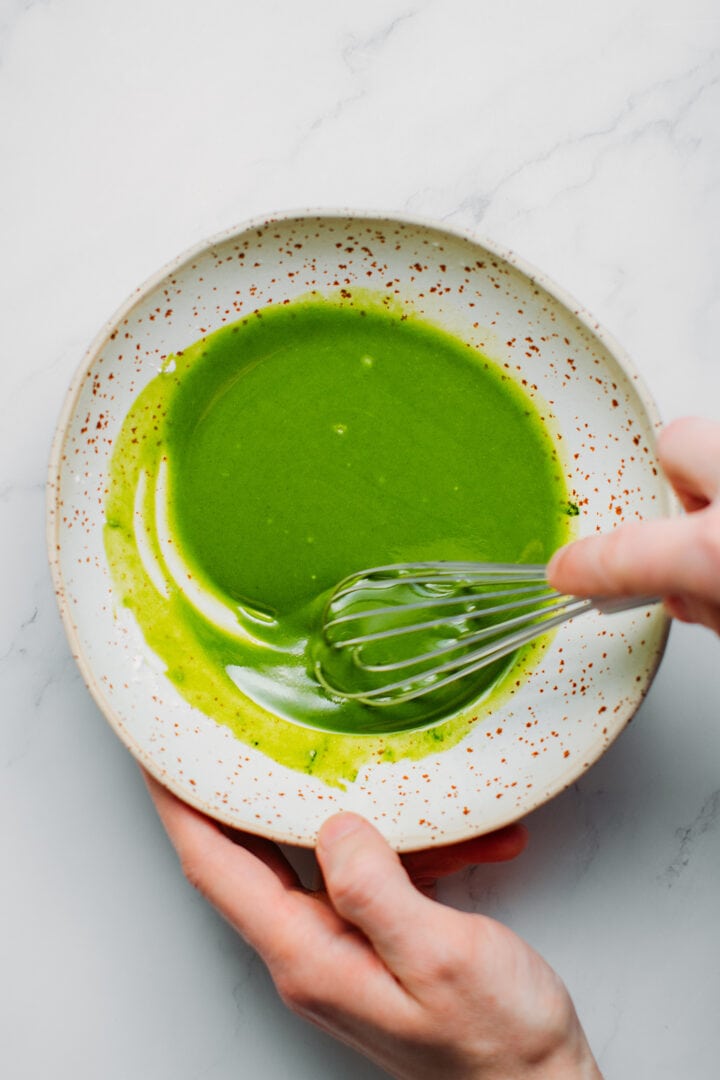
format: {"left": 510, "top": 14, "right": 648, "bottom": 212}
{"left": 317, "top": 813, "right": 442, "bottom": 981}
{"left": 547, "top": 511, "right": 720, "bottom": 603}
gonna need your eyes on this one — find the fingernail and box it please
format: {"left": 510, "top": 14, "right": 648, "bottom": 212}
{"left": 318, "top": 812, "right": 365, "bottom": 850}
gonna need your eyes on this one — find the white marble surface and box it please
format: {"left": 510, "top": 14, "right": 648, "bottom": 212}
{"left": 2, "top": 1, "right": 719, "bottom": 1076}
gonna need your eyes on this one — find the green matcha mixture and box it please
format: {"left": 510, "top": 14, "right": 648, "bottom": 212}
{"left": 105, "top": 294, "right": 573, "bottom": 785}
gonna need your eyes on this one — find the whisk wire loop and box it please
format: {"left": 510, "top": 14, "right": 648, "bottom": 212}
{"left": 316, "top": 561, "right": 659, "bottom": 707}
{"left": 358, "top": 594, "right": 591, "bottom": 673}
{"left": 326, "top": 584, "right": 560, "bottom": 647}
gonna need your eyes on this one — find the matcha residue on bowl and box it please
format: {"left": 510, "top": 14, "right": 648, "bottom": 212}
{"left": 104, "top": 295, "right": 573, "bottom": 785}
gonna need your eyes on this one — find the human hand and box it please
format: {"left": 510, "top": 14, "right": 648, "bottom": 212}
{"left": 145, "top": 774, "right": 600, "bottom": 1079}
{"left": 548, "top": 416, "right": 720, "bottom": 634}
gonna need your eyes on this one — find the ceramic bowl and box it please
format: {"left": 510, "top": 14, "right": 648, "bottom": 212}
{"left": 47, "top": 210, "right": 670, "bottom": 850}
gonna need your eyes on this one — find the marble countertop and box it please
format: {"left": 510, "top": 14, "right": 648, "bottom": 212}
{"left": 2, "top": 1, "right": 719, "bottom": 1077}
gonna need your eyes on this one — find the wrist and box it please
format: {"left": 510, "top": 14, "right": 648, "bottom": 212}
{"left": 471, "top": 1011, "right": 601, "bottom": 1080}
{"left": 514, "top": 1025, "right": 602, "bottom": 1080}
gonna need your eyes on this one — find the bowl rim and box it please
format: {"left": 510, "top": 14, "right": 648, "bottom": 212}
{"left": 46, "top": 207, "right": 671, "bottom": 849}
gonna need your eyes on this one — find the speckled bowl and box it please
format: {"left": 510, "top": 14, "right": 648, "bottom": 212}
{"left": 47, "top": 210, "right": 671, "bottom": 850}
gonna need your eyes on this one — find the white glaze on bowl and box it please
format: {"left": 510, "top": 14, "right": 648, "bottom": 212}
{"left": 47, "top": 210, "right": 671, "bottom": 850}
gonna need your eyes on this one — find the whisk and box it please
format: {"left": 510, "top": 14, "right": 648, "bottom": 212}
{"left": 315, "top": 562, "right": 659, "bottom": 707}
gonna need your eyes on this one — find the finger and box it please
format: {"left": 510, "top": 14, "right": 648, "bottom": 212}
{"left": 143, "top": 772, "right": 302, "bottom": 959}
{"left": 220, "top": 827, "right": 304, "bottom": 889}
{"left": 547, "top": 510, "right": 720, "bottom": 604}
{"left": 402, "top": 824, "right": 528, "bottom": 886}
{"left": 145, "top": 772, "right": 301, "bottom": 888}
{"left": 317, "top": 813, "right": 453, "bottom": 983}
{"left": 658, "top": 417, "right": 720, "bottom": 510}
{"left": 665, "top": 594, "right": 720, "bottom": 635}
{"left": 145, "top": 775, "right": 414, "bottom": 1028}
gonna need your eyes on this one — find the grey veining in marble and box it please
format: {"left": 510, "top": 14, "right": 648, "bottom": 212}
{"left": 2, "top": 1, "right": 719, "bottom": 1077}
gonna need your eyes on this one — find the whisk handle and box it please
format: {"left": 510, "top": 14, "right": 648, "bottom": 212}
{"left": 593, "top": 595, "right": 661, "bottom": 615}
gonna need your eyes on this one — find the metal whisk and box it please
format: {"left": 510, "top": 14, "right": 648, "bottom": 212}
{"left": 315, "top": 562, "right": 659, "bottom": 707}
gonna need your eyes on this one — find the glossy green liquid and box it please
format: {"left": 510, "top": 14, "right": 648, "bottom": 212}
{"left": 105, "top": 296, "right": 572, "bottom": 781}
